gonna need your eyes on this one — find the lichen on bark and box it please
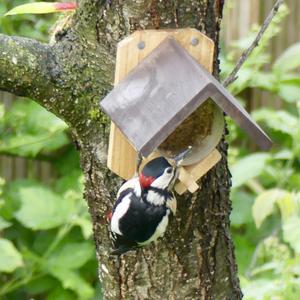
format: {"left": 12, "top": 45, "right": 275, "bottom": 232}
{"left": 0, "top": 0, "right": 242, "bottom": 299}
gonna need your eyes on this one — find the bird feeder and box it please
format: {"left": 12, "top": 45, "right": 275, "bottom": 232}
{"left": 100, "top": 29, "right": 272, "bottom": 195}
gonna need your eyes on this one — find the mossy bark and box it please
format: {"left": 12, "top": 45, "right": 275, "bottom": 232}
{"left": 0, "top": 0, "right": 242, "bottom": 299}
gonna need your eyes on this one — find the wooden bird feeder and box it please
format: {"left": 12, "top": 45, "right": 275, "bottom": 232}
{"left": 100, "top": 29, "right": 272, "bottom": 195}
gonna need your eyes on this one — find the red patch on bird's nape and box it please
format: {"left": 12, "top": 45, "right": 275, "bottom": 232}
{"left": 139, "top": 173, "right": 155, "bottom": 189}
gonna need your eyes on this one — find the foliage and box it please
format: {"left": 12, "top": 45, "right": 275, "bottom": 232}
{"left": 0, "top": 100, "right": 69, "bottom": 157}
{"left": 1, "top": 0, "right": 300, "bottom": 299}
{"left": 0, "top": 101, "right": 98, "bottom": 299}
{"left": 5, "top": 2, "right": 77, "bottom": 16}
{"left": 0, "top": 0, "right": 56, "bottom": 41}
{"left": 0, "top": 3, "right": 99, "bottom": 299}
{"left": 221, "top": 4, "right": 300, "bottom": 299}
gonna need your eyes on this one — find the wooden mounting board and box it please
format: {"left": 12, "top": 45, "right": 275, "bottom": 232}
{"left": 107, "top": 28, "right": 215, "bottom": 182}
{"left": 175, "top": 149, "right": 221, "bottom": 195}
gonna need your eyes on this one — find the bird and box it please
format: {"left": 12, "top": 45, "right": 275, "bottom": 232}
{"left": 109, "top": 147, "right": 192, "bottom": 255}
{"left": 109, "top": 156, "right": 179, "bottom": 255}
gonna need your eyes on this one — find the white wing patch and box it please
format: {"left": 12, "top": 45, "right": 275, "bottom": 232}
{"left": 117, "top": 177, "right": 141, "bottom": 198}
{"left": 111, "top": 194, "right": 131, "bottom": 235}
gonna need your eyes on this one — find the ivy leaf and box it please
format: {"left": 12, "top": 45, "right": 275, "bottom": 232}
{"left": 5, "top": 2, "right": 77, "bottom": 16}
{"left": 0, "top": 238, "right": 23, "bottom": 273}
{"left": 13, "top": 181, "right": 73, "bottom": 230}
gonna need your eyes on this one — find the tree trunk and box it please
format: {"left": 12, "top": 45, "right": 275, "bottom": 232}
{"left": 0, "top": 0, "right": 242, "bottom": 299}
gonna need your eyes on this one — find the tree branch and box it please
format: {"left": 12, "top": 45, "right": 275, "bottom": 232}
{"left": 222, "top": 0, "right": 284, "bottom": 87}
{"left": 0, "top": 34, "right": 60, "bottom": 101}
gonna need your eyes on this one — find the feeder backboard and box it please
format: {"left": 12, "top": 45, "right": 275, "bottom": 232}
{"left": 103, "top": 29, "right": 217, "bottom": 183}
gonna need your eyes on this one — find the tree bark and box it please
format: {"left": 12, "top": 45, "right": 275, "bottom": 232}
{"left": 0, "top": 0, "right": 242, "bottom": 299}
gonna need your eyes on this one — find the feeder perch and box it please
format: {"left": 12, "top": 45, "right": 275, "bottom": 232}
{"left": 100, "top": 29, "right": 272, "bottom": 195}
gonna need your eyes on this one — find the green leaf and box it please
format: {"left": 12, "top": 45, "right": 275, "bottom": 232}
{"left": 253, "top": 109, "right": 298, "bottom": 135}
{"left": 230, "top": 190, "right": 254, "bottom": 226}
{"left": 74, "top": 217, "right": 93, "bottom": 239}
{"left": 231, "top": 153, "right": 270, "bottom": 188}
{"left": 242, "top": 279, "right": 281, "bottom": 300}
{"left": 0, "top": 100, "right": 69, "bottom": 157}
{"left": 233, "top": 235, "right": 256, "bottom": 274}
{"left": 25, "top": 276, "right": 57, "bottom": 296}
{"left": 46, "top": 242, "right": 94, "bottom": 270}
{"left": 0, "top": 216, "right": 11, "bottom": 229}
{"left": 249, "top": 72, "right": 276, "bottom": 92}
{"left": 273, "top": 149, "right": 293, "bottom": 160}
{"left": 282, "top": 216, "right": 300, "bottom": 253}
{"left": 252, "top": 189, "right": 289, "bottom": 228}
{"left": 49, "top": 268, "right": 94, "bottom": 299}
{"left": 0, "top": 133, "right": 68, "bottom": 157}
{"left": 279, "top": 75, "right": 300, "bottom": 85}
{"left": 0, "top": 238, "right": 23, "bottom": 273}
{"left": 274, "top": 42, "right": 300, "bottom": 73}
{"left": 0, "top": 179, "right": 28, "bottom": 220}
{"left": 47, "top": 287, "right": 75, "bottom": 300}
{"left": 55, "top": 170, "right": 83, "bottom": 194}
{"left": 275, "top": 193, "right": 294, "bottom": 222}
{"left": 13, "top": 182, "right": 72, "bottom": 230}
{"left": 5, "top": 2, "right": 76, "bottom": 16}
{"left": 278, "top": 83, "right": 300, "bottom": 103}
{"left": 227, "top": 68, "right": 253, "bottom": 95}
{"left": 250, "top": 261, "right": 282, "bottom": 276}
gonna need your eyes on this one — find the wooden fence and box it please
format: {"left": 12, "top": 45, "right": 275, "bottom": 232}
{"left": 0, "top": 92, "right": 55, "bottom": 183}
{"left": 1, "top": 0, "right": 299, "bottom": 182}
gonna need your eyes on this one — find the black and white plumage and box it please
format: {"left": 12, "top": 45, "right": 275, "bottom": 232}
{"left": 110, "top": 157, "right": 178, "bottom": 255}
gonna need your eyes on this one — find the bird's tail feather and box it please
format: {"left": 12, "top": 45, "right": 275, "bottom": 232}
{"left": 110, "top": 232, "right": 138, "bottom": 256}
{"left": 110, "top": 245, "right": 137, "bottom": 256}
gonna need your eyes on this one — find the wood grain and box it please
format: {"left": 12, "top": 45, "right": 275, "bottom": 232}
{"left": 175, "top": 149, "right": 222, "bottom": 195}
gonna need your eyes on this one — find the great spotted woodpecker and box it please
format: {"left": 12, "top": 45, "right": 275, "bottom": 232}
{"left": 110, "top": 156, "right": 179, "bottom": 255}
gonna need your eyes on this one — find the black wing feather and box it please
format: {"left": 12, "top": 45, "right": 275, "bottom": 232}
{"left": 110, "top": 185, "right": 168, "bottom": 255}
{"left": 118, "top": 193, "right": 167, "bottom": 243}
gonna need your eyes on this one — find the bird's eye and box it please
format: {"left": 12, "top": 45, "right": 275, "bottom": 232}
{"left": 166, "top": 167, "right": 172, "bottom": 174}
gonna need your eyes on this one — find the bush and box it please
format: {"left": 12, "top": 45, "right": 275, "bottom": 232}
{"left": 222, "top": 4, "right": 300, "bottom": 299}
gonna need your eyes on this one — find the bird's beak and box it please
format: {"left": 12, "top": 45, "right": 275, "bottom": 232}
{"left": 173, "top": 146, "right": 192, "bottom": 167}
{"left": 168, "top": 147, "right": 192, "bottom": 188}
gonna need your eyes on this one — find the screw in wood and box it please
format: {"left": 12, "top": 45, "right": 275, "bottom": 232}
{"left": 191, "top": 37, "right": 199, "bottom": 46}
{"left": 137, "top": 41, "right": 145, "bottom": 50}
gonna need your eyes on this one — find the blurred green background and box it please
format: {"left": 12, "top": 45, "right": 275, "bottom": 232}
{"left": 0, "top": 1, "right": 300, "bottom": 299}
